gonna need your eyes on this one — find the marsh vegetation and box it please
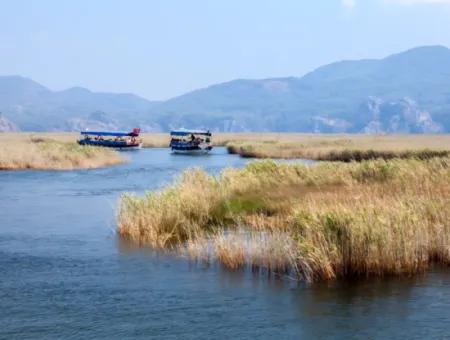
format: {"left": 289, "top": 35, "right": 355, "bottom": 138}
{"left": 6, "top": 133, "right": 449, "bottom": 157}
{"left": 118, "top": 156, "right": 450, "bottom": 282}
{"left": 225, "top": 134, "right": 450, "bottom": 160}
{"left": 138, "top": 133, "right": 450, "bottom": 159}
{"left": 0, "top": 133, "right": 124, "bottom": 170}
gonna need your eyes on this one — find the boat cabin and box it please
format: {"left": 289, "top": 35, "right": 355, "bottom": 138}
{"left": 78, "top": 128, "right": 142, "bottom": 149}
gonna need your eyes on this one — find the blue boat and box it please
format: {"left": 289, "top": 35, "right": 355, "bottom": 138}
{"left": 78, "top": 128, "right": 143, "bottom": 149}
{"left": 170, "top": 129, "right": 213, "bottom": 154}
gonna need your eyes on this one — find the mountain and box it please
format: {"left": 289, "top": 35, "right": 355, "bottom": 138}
{"left": 149, "top": 45, "right": 450, "bottom": 132}
{"left": 0, "top": 76, "right": 160, "bottom": 131}
{"left": 0, "top": 113, "right": 18, "bottom": 132}
{"left": 1, "top": 45, "right": 450, "bottom": 133}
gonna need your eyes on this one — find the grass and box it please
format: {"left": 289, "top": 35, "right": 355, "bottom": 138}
{"left": 6, "top": 133, "right": 450, "bottom": 160}
{"left": 118, "top": 156, "right": 450, "bottom": 282}
{"left": 225, "top": 134, "right": 450, "bottom": 161}
{"left": 0, "top": 133, "right": 124, "bottom": 170}
{"left": 130, "top": 132, "right": 450, "bottom": 162}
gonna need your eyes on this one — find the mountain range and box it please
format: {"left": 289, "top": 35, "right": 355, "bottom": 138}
{"left": 1, "top": 45, "right": 449, "bottom": 133}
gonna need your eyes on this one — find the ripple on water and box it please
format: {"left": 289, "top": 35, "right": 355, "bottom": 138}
{"left": 1, "top": 148, "right": 449, "bottom": 339}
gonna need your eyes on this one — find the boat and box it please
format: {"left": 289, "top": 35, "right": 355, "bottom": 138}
{"left": 78, "top": 128, "right": 143, "bottom": 149}
{"left": 170, "top": 129, "right": 213, "bottom": 154}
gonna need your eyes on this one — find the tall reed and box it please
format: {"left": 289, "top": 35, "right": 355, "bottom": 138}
{"left": 0, "top": 138, "right": 124, "bottom": 170}
{"left": 118, "top": 157, "right": 450, "bottom": 281}
{"left": 4, "top": 132, "right": 450, "bottom": 153}
{"left": 226, "top": 140, "right": 450, "bottom": 161}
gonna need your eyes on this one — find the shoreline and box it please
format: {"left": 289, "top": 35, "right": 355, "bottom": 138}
{"left": 2, "top": 131, "right": 449, "bottom": 169}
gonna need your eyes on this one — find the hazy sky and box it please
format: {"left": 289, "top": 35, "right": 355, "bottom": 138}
{"left": 1, "top": 0, "right": 450, "bottom": 100}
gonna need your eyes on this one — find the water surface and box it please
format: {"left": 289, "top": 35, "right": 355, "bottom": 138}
{"left": 1, "top": 148, "right": 449, "bottom": 339}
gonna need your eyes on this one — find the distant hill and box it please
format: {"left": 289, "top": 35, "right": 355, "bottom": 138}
{"left": 1, "top": 45, "right": 450, "bottom": 132}
{"left": 0, "top": 76, "right": 160, "bottom": 131}
{"left": 149, "top": 45, "right": 450, "bottom": 133}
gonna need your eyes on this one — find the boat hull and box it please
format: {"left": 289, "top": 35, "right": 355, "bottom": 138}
{"left": 78, "top": 140, "right": 142, "bottom": 150}
{"left": 172, "top": 149, "right": 211, "bottom": 155}
{"left": 171, "top": 145, "right": 212, "bottom": 155}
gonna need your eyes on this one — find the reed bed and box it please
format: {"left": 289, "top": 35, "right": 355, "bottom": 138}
{"left": 0, "top": 132, "right": 79, "bottom": 145}
{"left": 118, "top": 157, "right": 450, "bottom": 281}
{"left": 142, "top": 133, "right": 450, "bottom": 155}
{"left": 5, "top": 132, "right": 450, "bottom": 155}
{"left": 0, "top": 135, "right": 124, "bottom": 170}
{"left": 226, "top": 135, "right": 450, "bottom": 161}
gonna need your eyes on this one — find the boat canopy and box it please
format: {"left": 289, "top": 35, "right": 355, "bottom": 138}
{"left": 170, "top": 129, "right": 211, "bottom": 136}
{"left": 80, "top": 128, "right": 140, "bottom": 137}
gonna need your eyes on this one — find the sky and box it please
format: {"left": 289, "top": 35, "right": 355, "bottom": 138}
{"left": 1, "top": 0, "right": 450, "bottom": 100}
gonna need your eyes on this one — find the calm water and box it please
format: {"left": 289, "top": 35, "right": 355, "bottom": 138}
{"left": 1, "top": 148, "right": 449, "bottom": 339}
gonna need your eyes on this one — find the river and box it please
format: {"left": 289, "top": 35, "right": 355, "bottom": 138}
{"left": 1, "top": 148, "right": 449, "bottom": 339}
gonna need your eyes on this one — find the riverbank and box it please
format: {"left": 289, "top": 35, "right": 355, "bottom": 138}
{"left": 3, "top": 132, "right": 449, "bottom": 168}
{"left": 225, "top": 134, "right": 450, "bottom": 160}
{"left": 118, "top": 157, "right": 450, "bottom": 282}
{"left": 0, "top": 134, "right": 124, "bottom": 170}
{"left": 6, "top": 133, "right": 450, "bottom": 158}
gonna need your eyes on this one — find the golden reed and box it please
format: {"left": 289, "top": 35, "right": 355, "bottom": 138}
{"left": 0, "top": 134, "right": 124, "bottom": 170}
{"left": 118, "top": 157, "right": 450, "bottom": 281}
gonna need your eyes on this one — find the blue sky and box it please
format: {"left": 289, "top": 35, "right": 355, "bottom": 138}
{"left": 1, "top": 0, "right": 450, "bottom": 100}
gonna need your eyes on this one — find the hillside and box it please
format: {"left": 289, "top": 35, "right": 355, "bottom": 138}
{"left": 150, "top": 45, "right": 450, "bottom": 133}
{"left": 0, "top": 76, "right": 160, "bottom": 131}
{"left": 1, "top": 46, "right": 449, "bottom": 132}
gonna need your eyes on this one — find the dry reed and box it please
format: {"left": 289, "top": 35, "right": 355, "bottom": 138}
{"left": 5, "top": 132, "right": 450, "bottom": 157}
{"left": 226, "top": 135, "right": 450, "bottom": 161}
{"left": 118, "top": 157, "right": 450, "bottom": 281}
{"left": 0, "top": 135, "right": 124, "bottom": 170}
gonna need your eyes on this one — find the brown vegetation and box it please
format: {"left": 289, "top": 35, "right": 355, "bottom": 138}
{"left": 118, "top": 157, "right": 450, "bottom": 282}
{"left": 225, "top": 134, "right": 450, "bottom": 160}
{"left": 6, "top": 132, "right": 450, "bottom": 160}
{"left": 0, "top": 133, "right": 124, "bottom": 170}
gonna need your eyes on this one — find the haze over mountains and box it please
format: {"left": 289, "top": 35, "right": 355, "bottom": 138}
{"left": 1, "top": 45, "right": 449, "bottom": 133}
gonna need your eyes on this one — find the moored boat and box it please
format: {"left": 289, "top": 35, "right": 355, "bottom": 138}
{"left": 78, "top": 128, "right": 143, "bottom": 149}
{"left": 170, "top": 129, "right": 213, "bottom": 154}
